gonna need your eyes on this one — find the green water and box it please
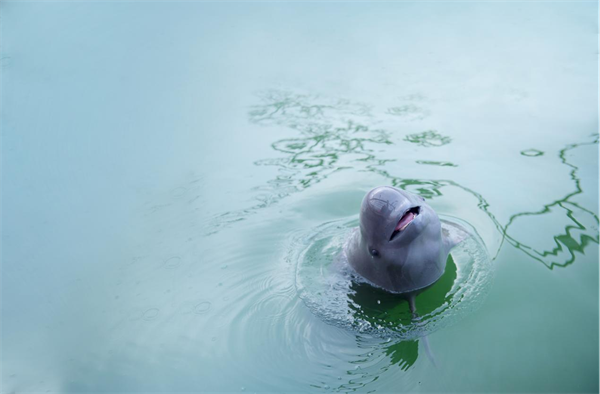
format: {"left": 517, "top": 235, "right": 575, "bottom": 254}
{"left": 2, "top": 2, "right": 598, "bottom": 393}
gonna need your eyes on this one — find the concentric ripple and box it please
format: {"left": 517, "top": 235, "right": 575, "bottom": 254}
{"left": 293, "top": 215, "right": 493, "bottom": 340}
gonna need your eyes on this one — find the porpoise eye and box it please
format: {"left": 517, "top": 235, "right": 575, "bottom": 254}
{"left": 370, "top": 248, "right": 379, "bottom": 257}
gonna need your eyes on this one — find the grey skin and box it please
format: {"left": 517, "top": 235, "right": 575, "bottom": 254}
{"left": 345, "top": 186, "right": 466, "bottom": 366}
{"left": 345, "top": 186, "right": 464, "bottom": 307}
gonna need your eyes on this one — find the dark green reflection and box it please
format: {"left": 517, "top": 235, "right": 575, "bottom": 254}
{"left": 416, "top": 160, "right": 458, "bottom": 167}
{"left": 520, "top": 148, "right": 544, "bottom": 157}
{"left": 384, "top": 340, "right": 419, "bottom": 371}
{"left": 349, "top": 255, "right": 457, "bottom": 325}
{"left": 347, "top": 255, "right": 457, "bottom": 369}
{"left": 365, "top": 135, "right": 599, "bottom": 269}
{"left": 386, "top": 103, "right": 430, "bottom": 121}
{"left": 207, "top": 91, "right": 394, "bottom": 233}
{"left": 502, "top": 135, "right": 599, "bottom": 269}
{"left": 249, "top": 91, "right": 391, "bottom": 198}
{"left": 241, "top": 90, "right": 599, "bottom": 270}
{"left": 404, "top": 130, "right": 451, "bottom": 147}
{"left": 239, "top": 91, "right": 598, "bottom": 392}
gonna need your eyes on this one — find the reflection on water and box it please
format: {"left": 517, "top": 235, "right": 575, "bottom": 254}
{"left": 294, "top": 217, "right": 491, "bottom": 385}
{"left": 208, "top": 90, "right": 394, "bottom": 233}
{"left": 347, "top": 255, "right": 459, "bottom": 371}
{"left": 404, "top": 130, "right": 452, "bottom": 147}
{"left": 386, "top": 104, "right": 430, "bottom": 121}
{"left": 384, "top": 340, "right": 419, "bottom": 371}
{"left": 246, "top": 90, "right": 598, "bottom": 270}
{"left": 415, "top": 160, "right": 458, "bottom": 167}
{"left": 244, "top": 89, "right": 599, "bottom": 382}
{"left": 3, "top": 2, "right": 597, "bottom": 391}
{"left": 249, "top": 90, "right": 392, "bottom": 195}
{"left": 348, "top": 255, "right": 458, "bottom": 332}
{"left": 503, "top": 135, "right": 599, "bottom": 269}
{"left": 520, "top": 149, "right": 544, "bottom": 157}
{"left": 203, "top": 89, "right": 598, "bottom": 385}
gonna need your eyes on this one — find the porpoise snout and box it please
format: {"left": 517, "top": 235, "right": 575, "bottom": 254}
{"left": 359, "top": 186, "right": 428, "bottom": 252}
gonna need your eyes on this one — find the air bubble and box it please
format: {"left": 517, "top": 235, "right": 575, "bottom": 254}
{"left": 194, "top": 301, "right": 211, "bottom": 314}
{"left": 143, "top": 308, "right": 160, "bottom": 321}
{"left": 164, "top": 256, "right": 181, "bottom": 269}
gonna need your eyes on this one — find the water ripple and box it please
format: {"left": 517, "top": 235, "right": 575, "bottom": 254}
{"left": 292, "top": 216, "right": 493, "bottom": 341}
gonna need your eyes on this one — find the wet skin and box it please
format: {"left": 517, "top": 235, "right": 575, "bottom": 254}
{"left": 345, "top": 186, "right": 461, "bottom": 298}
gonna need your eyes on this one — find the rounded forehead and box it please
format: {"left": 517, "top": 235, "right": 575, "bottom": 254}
{"left": 362, "top": 186, "right": 409, "bottom": 213}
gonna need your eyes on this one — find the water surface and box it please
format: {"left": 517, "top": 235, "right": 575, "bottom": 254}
{"left": 2, "top": 2, "right": 598, "bottom": 393}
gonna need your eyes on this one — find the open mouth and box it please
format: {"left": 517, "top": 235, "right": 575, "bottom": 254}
{"left": 389, "top": 206, "right": 421, "bottom": 241}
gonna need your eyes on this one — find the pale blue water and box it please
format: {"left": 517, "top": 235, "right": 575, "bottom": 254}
{"left": 2, "top": 2, "right": 598, "bottom": 393}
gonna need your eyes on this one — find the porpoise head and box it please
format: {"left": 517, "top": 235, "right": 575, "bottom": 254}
{"left": 351, "top": 186, "right": 449, "bottom": 293}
